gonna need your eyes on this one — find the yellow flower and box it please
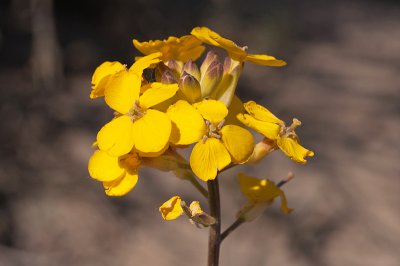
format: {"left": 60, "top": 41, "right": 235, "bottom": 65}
{"left": 237, "top": 101, "right": 314, "bottom": 164}
{"left": 88, "top": 149, "right": 140, "bottom": 196}
{"left": 90, "top": 52, "right": 162, "bottom": 99}
{"left": 159, "top": 196, "right": 184, "bottom": 220}
{"left": 159, "top": 196, "right": 215, "bottom": 226}
{"left": 167, "top": 99, "right": 254, "bottom": 181}
{"left": 237, "top": 173, "right": 292, "bottom": 221}
{"left": 91, "top": 61, "right": 125, "bottom": 99}
{"left": 96, "top": 53, "right": 179, "bottom": 157}
{"left": 133, "top": 35, "right": 205, "bottom": 63}
{"left": 191, "top": 26, "right": 286, "bottom": 66}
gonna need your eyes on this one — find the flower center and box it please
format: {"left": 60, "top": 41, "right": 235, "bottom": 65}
{"left": 279, "top": 118, "right": 301, "bottom": 138}
{"left": 202, "top": 119, "right": 225, "bottom": 143}
{"left": 128, "top": 100, "right": 145, "bottom": 122}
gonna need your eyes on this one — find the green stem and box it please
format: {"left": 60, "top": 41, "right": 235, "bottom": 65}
{"left": 207, "top": 179, "right": 221, "bottom": 266}
{"left": 187, "top": 174, "right": 208, "bottom": 198}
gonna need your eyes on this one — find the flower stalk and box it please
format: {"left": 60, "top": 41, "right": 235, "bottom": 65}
{"left": 207, "top": 178, "right": 221, "bottom": 266}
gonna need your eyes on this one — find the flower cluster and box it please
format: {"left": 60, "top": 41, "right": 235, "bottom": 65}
{"left": 88, "top": 26, "right": 314, "bottom": 221}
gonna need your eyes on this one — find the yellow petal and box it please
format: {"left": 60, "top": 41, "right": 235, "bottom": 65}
{"left": 277, "top": 136, "right": 314, "bottom": 164}
{"left": 243, "top": 101, "right": 283, "bottom": 124}
{"left": 245, "top": 54, "right": 287, "bottom": 67}
{"left": 238, "top": 173, "right": 293, "bottom": 214}
{"left": 167, "top": 100, "right": 206, "bottom": 145}
{"left": 104, "top": 70, "right": 140, "bottom": 114}
{"left": 139, "top": 82, "right": 179, "bottom": 109}
{"left": 88, "top": 150, "right": 124, "bottom": 182}
{"left": 133, "top": 35, "right": 205, "bottom": 62}
{"left": 97, "top": 115, "right": 135, "bottom": 157}
{"left": 159, "top": 196, "right": 184, "bottom": 220}
{"left": 237, "top": 113, "right": 280, "bottom": 140}
{"left": 129, "top": 52, "right": 162, "bottom": 75}
{"left": 193, "top": 99, "right": 228, "bottom": 124}
{"left": 190, "top": 138, "right": 231, "bottom": 181}
{"left": 132, "top": 109, "right": 171, "bottom": 153}
{"left": 191, "top": 27, "right": 221, "bottom": 47}
{"left": 91, "top": 61, "right": 125, "bottom": 99}
{"left": 191, "top": 27, "right": 247, "bottom": 61}
{"left": 220, "top": 125, "right": 254, "bottom": 163}
{"left": 103, "top": 170, "right": 138, "bottom": 196}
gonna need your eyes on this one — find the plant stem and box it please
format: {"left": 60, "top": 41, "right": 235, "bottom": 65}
{"left": 220, "top": 217, "right": 244, "bottom": 242}
{"left": 207, "top": 179, "right": 221, "bottom": 266}
{"left": 188, "top": 175, "right": 209, "bottom": 198}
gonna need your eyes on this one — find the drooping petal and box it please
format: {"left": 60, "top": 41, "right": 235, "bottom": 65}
{"left": 104, "top": 70, "right": 140, "bottom": 114}
{"left": 276, "top": 136, "right": 314, "bottom": 164}
{"left": 103, "top": 170, "right": 138, "bottom": 196}
{"left": 167, "top": 100, "right": 206, "bottom": 145}
{"left": 192, "top": 27, "right": 287, "bottom": 66}
{"left": 139, "top": 82, "right": 179, "bottom": 109}
{"left": 97, "top": 115, "right": 135, "bottom": 157}
{"left": 220, "top": 125, "right": 254, "bottom": 163}
{"left": 91, "top": 61, "right": 125, "bottom": 99}
{"left": 191, "top": 27, "right": 248, "bottom": 61}
{"left": 190, "top": 138, "right": 231, "bottom": 181}
{"left": 132, "top": 109, "right": 171, "bottom": 153}
{"left": 133, "top": 35, "right": 205, "bottom": 62}
{"left": 243, "top": 101, "right": 283, "bottom": 124}
{"left": 193, "top": 99, "right": 228, "bottom": 124}
{"left": 88, "top": 150, "right": 124, "bottom": 182}
{"left": 238, "top": 173, "right": 292, "bottom": 214}
{"left": 159, "top": 196, "right": 184, "bottom": 220}
{"left": 237, "top": 113, "right": 281, "bottom": 140}
{"left": 245, "top": 54, "right": 287, "bottom": 67}
{"left": 129, "top": 52, "right": 162, "bottom": 75}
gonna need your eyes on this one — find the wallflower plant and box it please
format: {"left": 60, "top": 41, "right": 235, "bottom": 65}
{"left": 87, "top": 26, "right": 314, "bottom": 266}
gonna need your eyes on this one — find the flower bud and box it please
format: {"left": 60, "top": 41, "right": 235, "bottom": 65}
{"left": 161, "top": 69, "right": 178, "bottom": 84}
{"left": 200, "top": 61, "right": 223, "bottom": 97}
{"left": 182, "top": 59, "right": 201, "bottom": 81}
{"left": 155, "top": 62, "right": 170, "bottom": 82}
{"left": 200, "top": 50, "right": 219, "bottom": 76}
{"left": 211, "top": 57, "right": 243, "bottom": 106}
{"left": 179, "top": 72, "right": 201, "bottom": 103}
{"left": 165, "top": 59, "right": 183, "bottom": 79}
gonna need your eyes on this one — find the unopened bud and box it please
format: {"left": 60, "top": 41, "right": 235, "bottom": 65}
{"left": 200, "top": 50, "right": 220, "bottom": 76}
{"left": 179, "top": 72, "right": 201, "bottom": 103}
{"left": 182, "top": 59, "right": 201, "bottom": 81}
{"left": 211, "top": 57, "right": 243, "bottom": 106}
{"left": 200, "top": 61, "right": 223, "bottom": 97}
{"left": 155, "top": 63, "right": 170, "bottom": 82}
{"left": 165, "top": 59, "right": 183, "bottom": 79}
{"left": 161, "top": 69, "right": 177, "bottom": 84}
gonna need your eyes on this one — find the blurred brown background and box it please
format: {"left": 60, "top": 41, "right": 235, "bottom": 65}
{"left": 0, "top": 0, "right": 399, "bottom": 265}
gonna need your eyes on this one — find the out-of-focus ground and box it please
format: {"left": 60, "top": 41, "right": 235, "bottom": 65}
{"left": 0, "top": 0, "right": 399, "bottom": 265}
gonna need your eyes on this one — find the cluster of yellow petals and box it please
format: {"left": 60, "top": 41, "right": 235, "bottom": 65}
{"left": 87, "top": 24, "right": 314, "bottom": 216}
{"left": 237, "top": 101, "right": 314, "bottom": 163}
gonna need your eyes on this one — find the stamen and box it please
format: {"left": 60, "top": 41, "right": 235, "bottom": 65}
{"left": 202, "top": 135, "right": 208, "bottom": 144}
{"left": 217, "top": 119, "right": 225, "bottom": 130}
